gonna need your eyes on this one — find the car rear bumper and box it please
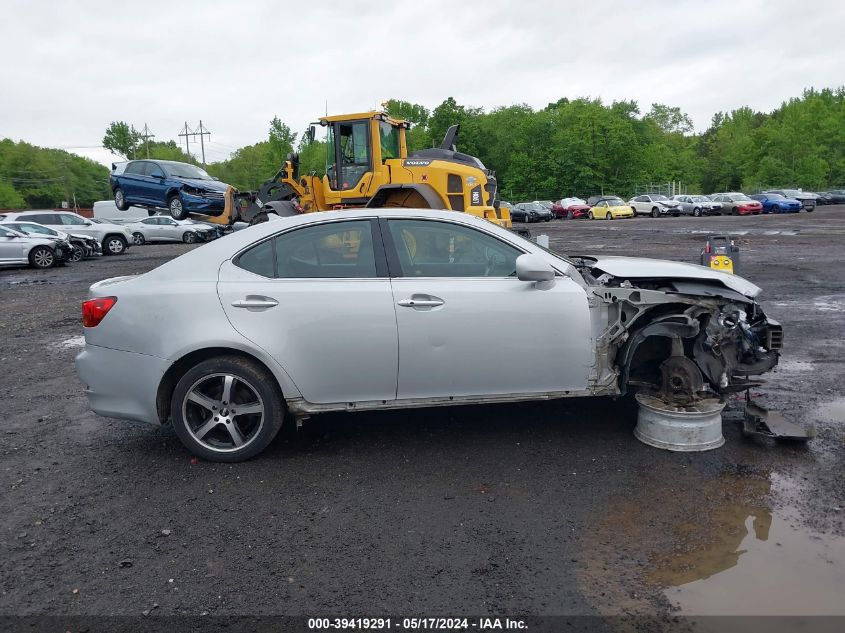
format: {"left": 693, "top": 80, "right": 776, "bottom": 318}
{"left": 75, "top": 343, "right": 168, "bottom": 425}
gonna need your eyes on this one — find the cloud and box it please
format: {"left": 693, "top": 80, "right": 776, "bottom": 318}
{"left": 1, "top": 0, "right": 842, "bottom": 166}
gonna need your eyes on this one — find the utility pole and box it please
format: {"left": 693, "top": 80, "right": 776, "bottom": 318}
{"left": 178, "top": 122, "right": 192, "bottom": 158}
{"left": 195, "top": 120, "right": 211, "bottom": 165}
{"left": 140, "top": 123, "right": 155, "bottom": 159}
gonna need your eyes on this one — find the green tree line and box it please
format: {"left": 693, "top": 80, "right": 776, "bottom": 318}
{"left": 2, "top": 86, "right": 843, "bottom": 210}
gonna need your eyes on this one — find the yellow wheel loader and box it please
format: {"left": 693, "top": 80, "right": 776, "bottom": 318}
{"left": 193, "top": 111, "right": 511, "bottom": 228}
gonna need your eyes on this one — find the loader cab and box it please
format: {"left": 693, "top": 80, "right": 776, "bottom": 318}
{"left": 322, "top": 112, "right": 408, "bottom": 202}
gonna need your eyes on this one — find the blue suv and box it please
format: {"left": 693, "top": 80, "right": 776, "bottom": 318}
{"left": 110, "top": 160, "right": 232, "bottom": 220}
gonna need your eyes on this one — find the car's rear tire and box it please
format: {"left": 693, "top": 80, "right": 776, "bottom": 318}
{"left": 182, "top": 231, "right": 197, "bottom": 244}
{"left": 132, "top": 232, "right": 145, "bottom": 246}
{"left": 29, "top": 246, "right": 55, "bottom": 269}
{"left": 651, "top": 207, "right": 659, "bottom": 218}
{"left": 171, "top": 356, "right": 285, "bottom": 462}
{"left": 114, "top": 188, "right": 129, "bottom": 211}
{"left": 104, "top": 235, "right": 127, "bottom": 255}
{"left": 168, "top": 194, "right": 188, "bottom": 221}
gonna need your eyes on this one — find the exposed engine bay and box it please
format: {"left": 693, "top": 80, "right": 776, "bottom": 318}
{"left": 570, "top": 256, "right": 783, "bottom": 404}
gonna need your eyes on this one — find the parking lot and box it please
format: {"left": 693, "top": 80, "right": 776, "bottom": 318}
{"left": 1, "top": 208, "right": 844, "bottom": 625}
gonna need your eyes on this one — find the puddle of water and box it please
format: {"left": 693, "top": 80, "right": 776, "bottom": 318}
{"left": 652, "top": 474, "right": 845, "bottom": 617}
{"left": 815, "top": 397, "right": 845, "bottom": 422}
{"left": 54, "top": 335, "right": 85, "bottom": 349}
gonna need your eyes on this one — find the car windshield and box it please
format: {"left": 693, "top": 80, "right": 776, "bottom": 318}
{"left": 691, "top": 196, "right": 707, "bottom": 202}
{"left": 651, "top": 195, "right": 668, "bottom": 201}
{"left": 526, "top": 203, "right": 544, "bottom": 210}
{"left": 782, "top": 189, "right": 802, "bottom": 197}
{"left": 732, "top": 194, "right": 752, "bottom": 201}
{"left": 767, "top": 194, "right": 785, "bottom": 200}
{"left": 165, "top": 163, "right": 211, "bottom": 180}
{"left": 606, "top": 198, "right": 625, "bottom": 205}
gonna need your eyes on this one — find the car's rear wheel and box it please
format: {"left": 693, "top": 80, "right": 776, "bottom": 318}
{"left": 168, "top": 194, "right": 188, "bottom": 220}
{"left": 182, "top": 231, "right": 197, "bottom": 244}
{"left": 114, "top": 188, "right": 129, "bottom": 211}
{"left": 171, "top": 356, "right": 285, "bottom": 462}
{"left": 132, "top": 232, "right": 145, "bottom": 246}
{"left": 69, "top": 244, "right": 84, "bottom": 262}
{"left": 651, "top": 207, "right": 659, "bottom": 218}
{"left": 29, "top": 246, "right": 55, "bottom": 269}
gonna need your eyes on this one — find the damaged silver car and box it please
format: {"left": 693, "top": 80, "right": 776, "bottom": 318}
{"left": 76, "top": 209, "right": 788, "bottom": 461}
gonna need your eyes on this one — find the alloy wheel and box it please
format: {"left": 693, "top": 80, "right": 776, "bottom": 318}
{"left": 181, "top": 373, "right": 265, "bottom": 453}
{"left": 107, "top": 238, "right": 124, "bottom": 254}
{"left": 32, "top": 248, "right": 54, "bottom": 268}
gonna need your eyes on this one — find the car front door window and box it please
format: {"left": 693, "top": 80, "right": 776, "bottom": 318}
{"left": 386, "top": 219, "right": 521, "bottom": 278}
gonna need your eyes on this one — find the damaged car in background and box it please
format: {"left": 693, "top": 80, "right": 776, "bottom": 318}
{"left": 75, "top": 209, "right": 800, "bottom": 462}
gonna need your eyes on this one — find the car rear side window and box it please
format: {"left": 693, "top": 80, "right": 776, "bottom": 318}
{"left": 387, "top": 219, "right": 522, "bottom": 278}
{"left": 22, "top": 213, "right": 58, "bottom": 224}
{"left": 124, "top": 162, "right": 145, "bottom": 175}
{"left": 235, "top": 220, "right": 379, "bottom": 279}
{"left": 275, "top": 220, "right": 377, "bottom": 278}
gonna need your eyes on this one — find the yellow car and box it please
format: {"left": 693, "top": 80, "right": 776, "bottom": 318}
{"left": 588, "top": 197, "right": 635, "bottom": 220}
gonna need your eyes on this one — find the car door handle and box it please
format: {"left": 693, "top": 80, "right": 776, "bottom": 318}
{"left": 397, "top": 296, "right": 445, "bottom": 308}
{"left": 231, "top": 296, "right": 279, "bottom": 309}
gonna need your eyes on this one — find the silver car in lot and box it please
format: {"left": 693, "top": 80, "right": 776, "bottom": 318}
{"left": 126, "top": 215, "right": 213, "bottom": 245}
{"left": 0, "top": 224, "right": 67, "bottom": 268}
{"left": 75, "top": 208, "right": 783, "bottom": 461}
{"left": 671, "top": 195, "right": 723, "bottom": 216}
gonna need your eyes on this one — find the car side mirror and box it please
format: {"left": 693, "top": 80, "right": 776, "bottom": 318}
{"left": 516, "top": 254, "right": 555, "bottom": 282}
{"left": 151, "top": 171, "right": 165, "bottom": 179}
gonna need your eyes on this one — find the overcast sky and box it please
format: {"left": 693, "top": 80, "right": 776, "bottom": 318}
{"left": 1, "top": 0, "right": 843, "bottom": 167}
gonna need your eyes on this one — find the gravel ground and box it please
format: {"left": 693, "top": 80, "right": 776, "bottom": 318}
{"left": 1, "top": 207, "right": 843, "bottom": 628}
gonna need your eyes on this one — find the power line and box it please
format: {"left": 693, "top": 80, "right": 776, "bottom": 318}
{"left": 139, "top": 123, "right": 155, "bottom": 159}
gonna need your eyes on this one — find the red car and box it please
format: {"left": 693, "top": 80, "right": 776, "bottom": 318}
{"left": 710, "top": 193, "right": 763, "bottom": 215}
{"left": 554, "top": 198, "right": 592, "bottom": 219}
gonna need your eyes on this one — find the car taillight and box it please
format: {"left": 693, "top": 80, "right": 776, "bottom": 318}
{"left": 82, "top": 296, "right": 117, "bottom": 327}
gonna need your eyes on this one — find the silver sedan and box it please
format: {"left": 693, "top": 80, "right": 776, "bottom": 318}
{"left": 127, "top": 216, "right": 211, "bottom": 245}
{"left": 671, "top": 195, "right": 723, "bottom": 216}
{"left": 76, "top": 208, "right": 784, "bottom": 461}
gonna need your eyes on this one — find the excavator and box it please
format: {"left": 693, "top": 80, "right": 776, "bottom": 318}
{"left": 189, "top": 110, "right": 511, "bottom": 229}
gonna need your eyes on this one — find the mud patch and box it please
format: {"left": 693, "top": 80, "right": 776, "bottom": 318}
{"left": 653, "top": 474, "right": 845, "bottom": 617}
{"left": 815, "top": 397, "right": 845, "bottom": 425}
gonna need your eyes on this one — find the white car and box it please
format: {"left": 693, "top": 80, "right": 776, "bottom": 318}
{"left": 0, "top": 220, "right": 100, "bottom": 262}
{"left": 75, "top": 208, "right": 783, "bottom": 461}
{"left": 126, "top": 216, "right": 214, "bottom": 245}
{"left": 0, "top": 211, "right": 132, "bottom": 255}
{"left": 92, "top": 199, "right": 148, "bottom": 221}
{"left": 0, "top": 225, "right": 67, "bottom": 269}
{"left": 628, "top": 194, "right": 683, "bottom": 217}
{"left": 671, "top": 195, "right": 723, "bottom": 217}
